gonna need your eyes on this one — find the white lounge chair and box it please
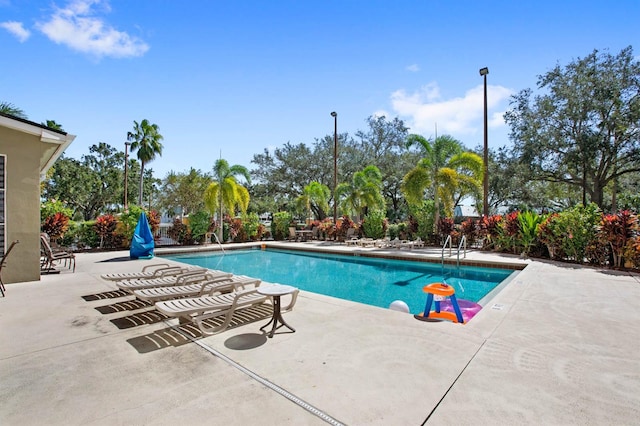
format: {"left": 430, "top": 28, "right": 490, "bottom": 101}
{"left": 100, "top": 263, "right": 177, "bottom": 281}
{"left": 357, "top": 238, "right": 376, "bottom": 248}
{"left": 116, "top": 268, "right": 222, "bottom": 293}
{"left": 155, "top": 282, "right": 298, "bottom": 335}
{"left": 134, "top": 275, "right": 259, "bottom": 302}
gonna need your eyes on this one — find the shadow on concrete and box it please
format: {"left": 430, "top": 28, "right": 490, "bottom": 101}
{"left": 97, "top": 256, "right": 132, "bottom": 262}
{"left": 95, "top": 298, "right": 152, "bottom": 314}
{"left": 224, "top": 333, "right": 268, "bottom": 350}
{"left": 82, "top": 289, "right": 129, "bottom": 301}
{"left": 111, "top": 310, "right": 170, "bottom": 329}
{"left": 126, "top": 304, "right": 273, "bottom": 353}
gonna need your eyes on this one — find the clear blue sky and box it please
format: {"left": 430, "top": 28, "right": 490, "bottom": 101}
{"left": 2, "top": 0, "right": 638, "bottom": 179}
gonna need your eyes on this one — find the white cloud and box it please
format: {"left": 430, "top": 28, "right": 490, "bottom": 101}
{"left": 0, "top": 21, "right": 31, "bottom": 42}
{"left": 36, "top": 0, "right": 149, "bottom": 59}
{"left": 390, "top": 82, "right": 513, "bottom": 137}
{"left": 406, "top": 64, "right": 420, "bottom": 72}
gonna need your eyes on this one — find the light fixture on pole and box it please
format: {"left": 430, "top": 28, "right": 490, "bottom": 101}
{"left": 330, "top": 111, "right": 338, "bottom": 224}
{"left": 124, "top": 141, "right": 131, "bottom": 210}
{"left": 479, "top": 67, "right": 489, "bottom": 217}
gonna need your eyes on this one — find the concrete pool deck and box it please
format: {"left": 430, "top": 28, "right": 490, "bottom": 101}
{"left": 1, "top": 243, "right": 639, "bottom": 425}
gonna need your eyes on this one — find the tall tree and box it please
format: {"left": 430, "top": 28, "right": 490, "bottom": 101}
{"left": 204, "top": 159, "right": 251, "bottom": 240}
{"left": 354, "top": 115, "right": 416, "bottom": 220}
{"left": 336, "top": 165, "right": 385, "bottom": 221}
{"left": 296, "top": 181, "right": 331, "bottom": 220}
{"left": 0, "top": 101, "right": 27, "bottom": 119}
{"left": 402, "top": 135, "right": 483, "bottom": 226}
{"left": 127, "top": 119, "right": 164, "bottom": 205}
{"left": 158, "top": 168, "right": 211, "bottom": 218}
{"left": 42, "top": 143, "right": 135, "bottom": 219}
{"left": 504, "top": 46, "right": 640, "bottom": 210}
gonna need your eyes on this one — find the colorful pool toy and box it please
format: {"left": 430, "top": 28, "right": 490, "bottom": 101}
{"left": 415, "top": 283, "right": 482, "bottom": 324}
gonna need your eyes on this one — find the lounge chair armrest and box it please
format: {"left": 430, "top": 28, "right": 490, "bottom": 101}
{"left": 141, "top": 263, "right": 170, "bottom": 273}
{"left": 281, "top": 289, "right": 300, "bottom": 312}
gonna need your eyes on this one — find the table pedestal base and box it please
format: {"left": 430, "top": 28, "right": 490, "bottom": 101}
{"left": 260, "top": 295, "right": 295, "bottom": 338}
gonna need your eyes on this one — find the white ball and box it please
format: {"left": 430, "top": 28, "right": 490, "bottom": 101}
{"left": 389, "top": 300, "right": 410, "bottom": 313}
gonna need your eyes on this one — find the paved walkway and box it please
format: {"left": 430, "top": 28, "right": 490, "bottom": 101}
{"left": 1, "top": 243, "right": 639, "bottom": 425}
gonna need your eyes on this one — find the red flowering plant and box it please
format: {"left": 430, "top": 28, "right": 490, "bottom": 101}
{"left": 537, "top": 213, "right": 563, "bottom": 259}
{"left": 478, "top": 214, "right": 502, "bottom": 250}
{"left": 317, "top": 218, "right": 335, "bottom": 240}
{"left": 460, "top": 218, "right": 479, "bottom": 247}
{"left": 336, "top": 216, "right": 355, "bottom": 241}
{"left": 41, "top": 212, "right": 70, "bottom": 241}
{"left": 436, "top": 217, "right": 455, "bottom": 245}
{"left": 599, "top": 210, "right": 638, "bottom": 268}
{"left": 94, "top": 214, "right": 118, "bottom": 249}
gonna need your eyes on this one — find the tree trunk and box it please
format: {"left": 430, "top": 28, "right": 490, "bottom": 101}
{"left": 138, "top": 161, "right": 145, "bottom": 206}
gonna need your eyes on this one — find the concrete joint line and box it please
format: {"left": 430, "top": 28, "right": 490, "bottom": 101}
{"left": 421, "top": 339, "right": 487, "bottom": 425}
{"left": 165, "top": 320, "right": 346, "bottom": 426}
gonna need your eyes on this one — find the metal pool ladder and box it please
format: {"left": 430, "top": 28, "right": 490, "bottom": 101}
{"left": 441, "top": 235, "right": 467, "bottom": 268}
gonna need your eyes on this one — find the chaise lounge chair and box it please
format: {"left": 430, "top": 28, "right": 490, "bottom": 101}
{"left": 133, "top": 275, "right": 260, "bottom": 302}
{"left": 115, "top": 268, "right": 223, "bottom": 293}
{"left": 100, "top": 263, "right": 176, "bottom": 281}
{"left": 155, "top": 281, "right": 299, "bottom": 335}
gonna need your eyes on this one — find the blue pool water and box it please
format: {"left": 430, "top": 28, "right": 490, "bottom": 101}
{"left": 165, "top": 249, "right": 516, "bottom": 314}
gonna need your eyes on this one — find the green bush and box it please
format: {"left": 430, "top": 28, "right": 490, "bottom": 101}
{"left": 362, "top": 209, "right": 386, "bottom": 239}
{"left": 272, "top": 212, "right": 292, "bottom": 240}
{"left": 41, "top": 200, "right": 73, "bottom": 223}
{"left": 388, "top": 224, "right": 399, "bottom": 240}
{"left": 117, "top": 206, "right": 145, "bottom": 248}
{"left": 242, "top": 212, "right": 261, "bottom": 241}
{"left": 189, "top": 211, "right": 212, "bottom": 243}
{"left": 517, "top": 211, "right": 544, "bottom": 255}
{"left": 77, "top": 221, "right": 100, "bottom": 249}
{"left": 409, "top": 200, "right": 435, "bottom": 241}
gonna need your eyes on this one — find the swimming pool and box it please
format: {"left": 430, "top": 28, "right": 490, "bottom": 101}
{"left": 165, "top": 249, "right": 517, "bottom": 314}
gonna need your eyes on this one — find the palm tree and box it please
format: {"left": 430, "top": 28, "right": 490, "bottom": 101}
{"left": 296, "top": 181, "right": 331, "bottom": 220}
{"left": 402, "top": 134, "right": 483, "bottom": 227}
{"left": 336, "top": 165, "right": 385, "bottom": 221}
{"left": 204, "top": 159, "right": 251, "bottom": 241}
{"left": 127, "top": 119, "right": 164, "bottom": 205}
{"left": 0, "top": 101, "right": 27, "bottom": 119}
{"left": 42, "top": 120, "right": 64, "bottom": 131}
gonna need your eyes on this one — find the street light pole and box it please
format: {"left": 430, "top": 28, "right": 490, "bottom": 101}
{"left": 479, "top": 67, "right": 489, "bottom": 217}
{"left": 124, "top": 141, "right": 131, "bottom": 211}
{"left": 331, "top": 111, "right": 338, "bottom": 224}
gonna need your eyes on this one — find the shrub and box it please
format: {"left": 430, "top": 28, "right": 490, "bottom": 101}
{"left": 388, "top": 223, "right": 399, "bottom": 240}
{"left": 76, "top": 221, "right": 100, "bottom": 249}
{"left": 41, "top": 212, "right": 70, "bottom": 241}
{"left": 116, "top": 206, "right": 146, "bottom": 248}
{"left": 227, "top": 217, "right": 246, "bottom": 242}
{"left": 272, "top": 212, "right": 292, "bottom": 240}
{"left": 41, "top": 200, "right": 73, "bottom": 223}
{"left": 168, "top": 218, "right": 193, "bottom": 245}
{"left": 460, "top": 218, "right": 479, "bottom": 246}
{"left": 242, "top": 212, "right": 261, "bottom": 241}
{"left": 94, "top": 214, "right": 118, "bottom": 248}
{"left": 555, "top": 203, "right": 601, "bottom": 263}
{"left": 362, "top": 209, "right": 386, "bottom": 239}
{"left": 479, "top": 214, "right": 502, "bottom": 249}
{"left": 188, "top": 211, "right": 212, "bottom": 243}
{"left": 496, "top": 211, "right": 520, "bottom": 253}
{"left": 517, "top": 211, "right": 544, "bottom": 256}
{"left": 317, "top": 218, "right": 335, "bottom": 240}
{"left": 599, "top": 210, "right": 638, "bottom": 268}
{"left": 436, "top": 218, "right": 455, "bottom": 244}
{"left": 336, "top": 216, "right": 354, "bottom": 241}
